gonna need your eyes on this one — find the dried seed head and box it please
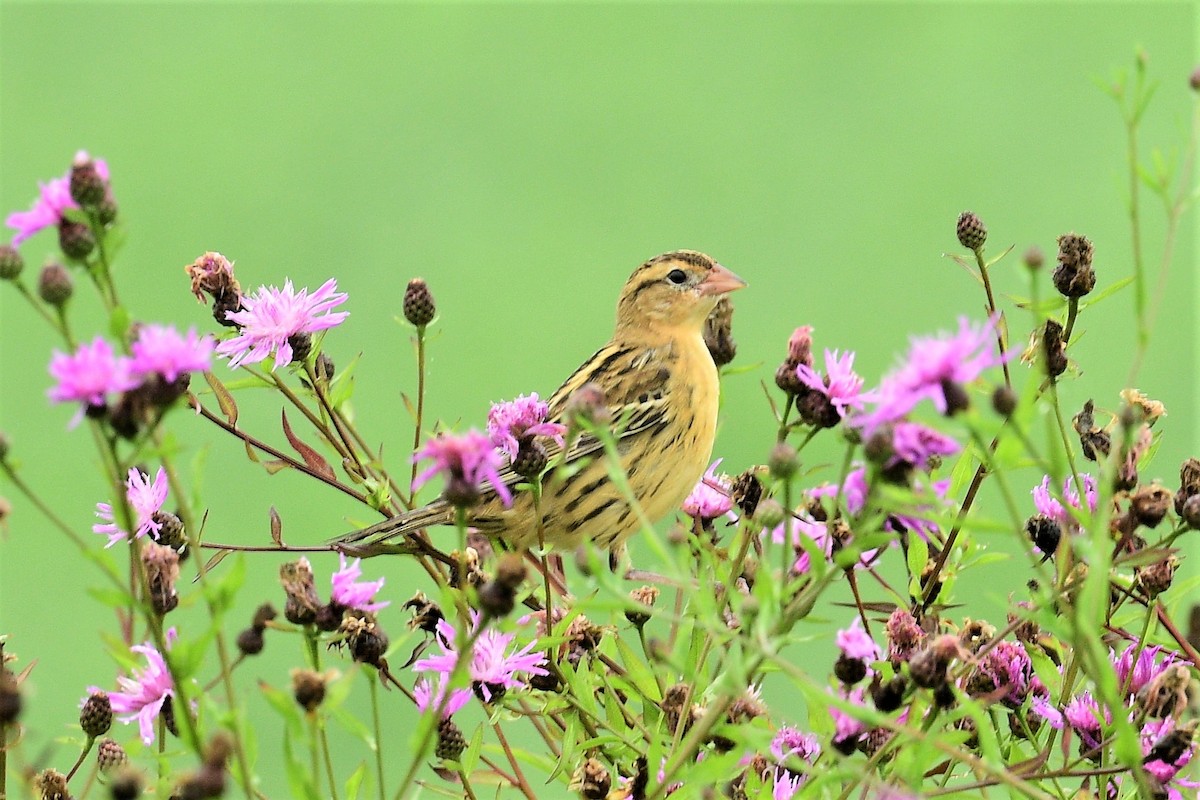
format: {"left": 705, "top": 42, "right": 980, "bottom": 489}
{"left": 0, "top": 245, "right": 24, "bottom": 281}
{"left": 58, "top": 219, "right": 95, "bottom": 261}
{"left": 38, "top": 262, "right": 73, "bottom": 306}
{"left": 280, "top": 558, "right": 321, "bottom": 625}
{"left": 251, "top": 603, "right": 278, "bottom": 630}
{"left": 404, "top": 591, "right": 444, "bottom": 633}
{"left": 1053, "top": 233, "right": 1096, "bottom": 298}
{"left": 957, "top": 619, "right": 995, "bottom": 654}
{"left": 96, "top": 737, "right": 129, "bottom": 772}
{"left": 449, "top": 547, "right": 486, "bottom": 589}
{"left": 625, "top": 585, "right": 659, "bottom": 627}
{"left": 703, "top": 296, "right": 737, "bottom": 367}
{"left": 403, "top": 278, "right": 436, "bottom": 327}
{"left": 1042, "top": 320, "right": 1068, "bottom": 378}
{"left": 235, "top": 626, "right": 264, "bottom": 655}
{"left": 872, "top": 675, "right": 907, "bottom": 712}
{"left": 34, "top": 769, "right": 71, "bottom": 800}
{"left": 1135, "top": 555, "right": 1179, "bottom": 599}
{"left": 477, "top": 579, "right": 516, "bottom": 618}
{"left": 885, "top": 607, "right": 926, "bottom": 665}
{"left": 341, "top": 612, "right": 389, "bottom": 667}
{"left": 956, "top": 211, "right": 987, "bottom": 251}
{"left": 1007, "top": 601, "right": 1040, "bottom": 644}
{"left": 186, "top": 252, "right": 240, "bottom": 306}
{"left": 570, "top": 757, "right": 612, "bottom": 800}
{"left": 80, "top": 690, "right": 113, "bottom": 737}
{"left": 291, "top": 668, "right": 328, "bottom": 712}
{"left": 142, "top": 541, "right": 180, "bottom": 616}
{"left": 1130, "top": 485, "right": 1172, "bottom": 528}
{"left": 908, "top": 634, "right": 962, "bottom": 689}
{"left": 435, "top": 716, "right": 466, "bottom": 761}
{"left": 729, "top": 469, "right": 763, "bottom": 518}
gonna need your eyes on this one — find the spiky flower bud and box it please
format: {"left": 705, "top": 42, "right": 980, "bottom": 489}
{"left": 753, "top": 498, "right": 784, "bottom": 530}
{"left": 511, "top": 437, "right": 548, "bottom": 479}
{"left": 34, "top": 769, "right": 71, "bottom": 800}
{"left": 96, "top": 737, "right": 128, "bottom": 772}
{"left": 341, "top": 612, "right": 389, "bottom": 667}
{"left": 436, "top": 716, "right": 466, "bottom": 761}
{"left": 58, "top": 220, "right": 95, "bottom": 261}
{"left": 403, "top": 278, "right": 436, "bottom": 327}
{"left": 70, "top": 155, "right": 107, "bottom": 207}
{"left": 1136, "top": 556, "right": 1178, "bottom": 599}
{"left": 0, "top": 245, "right": 24, "bottom": 280}
{"left": 142, "top": 542, "right": 180, "bottom": 615}
{"left": 291, "top": 669, "right": 327, "bottom": 712}
{"left": 80, "top": 690, "right": 113, "bottom": 737}
{"left": 1042, "top": 320, "right": 1067, "bottom": 378}
{"left": 1053, "top": 233, "right": 1096, "bottom": 298}
{"left": 1130, "top": 485, "right": 1172, "bottom": 528}
{"left": 956, "top": 211, "right": 987, "bottom": 251}
{"left": 703, "top": 296, "right": 737, "bottom": 367}
{"left": 38, "top": 262, "right": 73, "bottom": 306}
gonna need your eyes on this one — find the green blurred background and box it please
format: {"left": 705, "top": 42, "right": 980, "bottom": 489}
{"left": 1, "top": 2, "right": 1196, "bottom": 795}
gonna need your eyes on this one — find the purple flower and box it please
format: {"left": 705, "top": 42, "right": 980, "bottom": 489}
{"left": 47, "top": 337, "right": 136, "bottom": 421}
{"left": 830, "top": 686, "right": 869, "bottom": 747}
{"left": 682, "top": 459, "right": 735, "bottom": 522}
{"left": 331, "top": 553, "right": 389, "bottom": 613}
{"left": 1032, "top": 474, "right": 1097, "bottom": 530}
{"left": 885, "top": 607, "right": 925, "bottom": 664}
{"left": 109, "top": 629, "right": 176, "bottom": 744}
{"left": 976, "top": 640, "right": 1033, "bottom": 706}
{"left": 486, "top": 393, "right": 566, "bottom": 460}
{"left": 770, "top": 726, "right": 821, "bottom": 764}
{"left": 796, "top": 349, "right": 867, "bottom": 416}
{"left": 129, "top": 324, "right": 214, "bottom": 383}
{"left": 413, "top": 430, "right": 513, "bottom": 507}
{"left": 5, "top": 153, "right": 110, "bottom": 245}
{"left": 890, "top": 422, "right": 960, "bottom": 471}
{"left": 413, "top": 676, "right": 471, "bottom": 719}
{"left": 772, "top": 769, "right": 804, "bottom": 800}
{"left": 414, "top": 613, "right": 548, "bottom": 703}
{"left": 768, "top": 515, "right": 831, "bottom": 575}
{"left": 836, "top": 618, "right": 881, "bottom": 662}
{"left": 854, "top": 317, "right": 1007, "bottom": 433}
{"left": 93, "top": 467, "right": 169, "bottom": 548}
{"left": 1142, "top": 718, "right": 1199, "bottom": 794}
{"left": 1059, "top": 691, "right": 1110, "bottom": 752}
{"left": 1114, "top": 642, "right": 1185, "bottom": 698}
{"left": 216, "top": 278, "right": 348, "bottom": 369}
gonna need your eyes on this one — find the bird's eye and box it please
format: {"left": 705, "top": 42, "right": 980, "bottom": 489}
{"left": 666, "top": 269, "right": 688, "bottom": 285}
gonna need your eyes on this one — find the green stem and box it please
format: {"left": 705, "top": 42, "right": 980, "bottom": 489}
{"left": 974, "top": 247, "right": 1011, "bottom": 388}
{"left": 369, "top": 670, "right": 386, "bottom": 800}
{"left": 409, "top": 326, "right": 428, "bottom": 506}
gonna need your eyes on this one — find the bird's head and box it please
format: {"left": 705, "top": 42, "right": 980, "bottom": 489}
{"left": 615, "top": 250, "right": 746, "bottom": 333}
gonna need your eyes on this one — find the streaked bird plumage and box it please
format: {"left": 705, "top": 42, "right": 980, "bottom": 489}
{"left": 337, "top": 250, "right": 746, "bottom": 553}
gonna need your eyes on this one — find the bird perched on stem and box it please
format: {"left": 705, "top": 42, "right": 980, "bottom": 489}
{"left": 337, "top": 250, "right": 746, "bottom": 555}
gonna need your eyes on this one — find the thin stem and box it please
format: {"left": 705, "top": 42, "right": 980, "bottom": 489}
{"left": 974, "top": 247, "right": 1011, "bottom": 388}
{"left": 487, "top": 716, "right": 538, "bottom": 800}
{"left": 369, "top": 670, "right": 386, "bottom": 800}
{"left": 409, "top": 326, "right": 428, "bottom": 503}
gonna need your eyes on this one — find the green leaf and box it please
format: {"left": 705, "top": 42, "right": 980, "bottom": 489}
{"left": 614, "top": 635, "right": 662, "bottom": 704}
{"left": 460, "top": 723, "right": 484, "bottom": 775}
{"left": 343, "top": 763, "right": 366, "bottom": 800}
{"left": 87, "top": 586, "right": 133, "bottom": 609}
{"left": 905, "top": 535, "right": 929, "bottom": 598}
{"left": 202, "top": 552, "right": 246, "bottom": 617}
{"left": 329, "top": 353, "right": 361, "bottom": 408}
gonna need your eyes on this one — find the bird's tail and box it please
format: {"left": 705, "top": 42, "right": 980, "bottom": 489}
{"left": 332, "top": 500, "right": 456, "bottom": 555}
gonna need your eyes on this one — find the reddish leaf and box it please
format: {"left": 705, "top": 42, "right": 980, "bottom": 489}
{"left": 280, "top": 409, "right": 335, "bottom": 480}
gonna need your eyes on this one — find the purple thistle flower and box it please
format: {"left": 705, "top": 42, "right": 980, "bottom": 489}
{"left": 47, "top": 337, "right": 136, "bottom": 421}
{"left": 330, "top": 553, "right": 389, "bottom": 613}
{"left": 830, "top": 686, "right": 869, "bottom": 747}
{"left": 768, "top": 515, "right": 831, "bottom": 575}
{"left": 109, "top": 628, "right": 176, "bottom": 744}
{"left": 413, "top": 676, "right": 471, "bottom": 719}
{"left": 1032, "top": 474, "right": 1098, "bottom": 530}
{"left": 682, "top": 459, "right": 735, "bottom": 522}
{"left": 977, "top": 640, "right": 1033, "bottom": 706}
{"left": 1061, "top": 691, "right": 1110, "bottom": 751}
{"left": 854, "top": 317, "right": 1008, "bottom": 434}
{"left": 836, "top": 618, "right": 881, "bottom": 662}
{"left": 6, "top": 153, "right": 110, "bottom": 245}
{"left": 772, "top": 769, "right": 804, "bottom": 800}
{"left": 129, "top": 324, "right": 214, "bottom": 383}
{"left": 770, "top": 726, "right": 821, "bottom": 764}
{"left": 216, "top": 278, "right": 348, "bottom": 369}
{"left": 486, "top": 393, "right": 566, "bottom": 460}
{"left": 890, "top": 422, "right": 960, "bottom": 471}
{"left": 413, "top": 430, "right": 513, "bottom": 507}
{"left": 413, "top": 613, "right": 548, "bottom": 703}
{"left": 1141, "top": 718, "right": 1199, "bottom": 793}
{"left": 93, "top": 467, "right": 169, "bottom": 548}
{"left": 885, "top": 607, "right": 925, "bottom": 664}
{"left": 796, "top": 349, "right": 867, "bottom": 416}
{"left": 1114, "top": 642, "right": 1186, "bottom": 697}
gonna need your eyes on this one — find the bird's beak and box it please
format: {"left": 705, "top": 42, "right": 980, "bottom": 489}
{"left": 698, "top": 263, "right": 747, "bottom": 296}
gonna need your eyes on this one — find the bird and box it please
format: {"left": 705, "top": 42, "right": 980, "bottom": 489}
{"left": 336, "top": 250, "right": 746, "bottom": 554}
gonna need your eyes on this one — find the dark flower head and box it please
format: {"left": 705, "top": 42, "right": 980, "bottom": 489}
{"left": 955, "top": 211, "right": 987, "bottom": 251}
{"left": 1052, "top": 232, "right": 1096, "bottom": 298}
{"left": 403, "top": 278, "right": 436, "bottom": 327}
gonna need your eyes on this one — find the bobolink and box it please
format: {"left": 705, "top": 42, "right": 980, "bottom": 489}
{"left": 338, "top": 250, "right": 745, "bottom": 553}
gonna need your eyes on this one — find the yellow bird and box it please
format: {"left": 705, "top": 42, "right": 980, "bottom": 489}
{"left": 337, "top": 251, "right": 746, "bottom": 553}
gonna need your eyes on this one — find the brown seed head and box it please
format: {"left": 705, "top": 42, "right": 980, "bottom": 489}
{"left": 291, "top": 668, "right": 328, "bottom": 712}
{"left": 96, "top": 737, "right": 129, "bottom": 772}
{"left": 80, "top": 690, "right": 113, "bottom": 737}
{"left": 1053, "top": 233, "right": 1096, "bottom": 298}
{"left": 280, "top": 558, "right": 322, "bottom": 625}
{"left": 702, "top": 296, "right": 737, "bottom": 367}
{"left": 403, "top": 277, "right": 436, "bottom": 327}
{"left": 38, "top": 262, "right": 73, "bottom": 306}
{"left": 69, "top": 154, "right": 107, "bottom": 207}
{"left": 956, "top": 211, "right": 987, "bottom": 251}
{"left": 34, "top": 769, "right": 71, "bottom": 800}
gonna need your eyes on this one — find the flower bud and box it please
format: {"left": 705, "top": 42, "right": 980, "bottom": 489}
{"left": 1025, "top": 514, "right": 1062, "bottom": 556}
{"left": 291, "top": 669, "right": 327, "bottom": 712}
{"left": 37, "top": 262, "right": 73, "bottom": 306}
{"left": 1053, "top": 232, "right": 1096, "bottom": 298}
{"left": 1042, "top": 320, "right": 1067, "bottom": 378}
{"left": 70, "top": 154, "right": 107, "bottom": 207}
{"left": 96, "top": 196, "right": 119, "bottom": 226}
{"left": 1190, "top": 66, "right": 1200, "bottom": 92}
{"left": 435, "top": 717, "right": 466, "bottom": 761}
{"left": 768, "top": 442, "right": 799, "bottom": 481}
{"left": 992, "top": 386, "right": 1018, "bottom": 418}
{"left": 58, "top": 219, "right": 95, "bottom": 261}
{"left": 703, "top": 296, "right": 737, "bottom": 367}
{"left": 511, "top": 437, "right": 548, "bottom": 479}
{"left": 96, "top": 737, "right": 129, "bottom": 772}
{"left": 955, "top": 211, "right": 987, "bottom": 251}
{"left": 403, "top": 278, "right": 436, "bottom": 327}
{"left": 834, "top": 652, "right": 868, "bottom": 686}
{"left": 80, "top": 690, "right": 113, "bottom": 737}
{"left": 872, "top": 675, "right": 907, "bottom": 712}
{"left": 142, "top": 541, "right": 180, "bottom": 615}
{"left": 753, "top": 498, "right": 784, "bottom": 530}
{"left": 0, "top": 245, "right": 24, "bottom": 280}
{"left": 1022, "top": 245, "right": 1044, "bottom": 270}
{"left": 1130, "top": 485, "right": 1172, "bottom": 528}
{"left": 280, "top": 558, "right": 321, "bottom": 625}
{"left": 0, "top": 668, "right": 19, "bottom": 725}
{"left": 236, "top": 627, "right": 265, "bottom": 655}
{"left": 564, "top": 382, "right": 609, "bottom": 427}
